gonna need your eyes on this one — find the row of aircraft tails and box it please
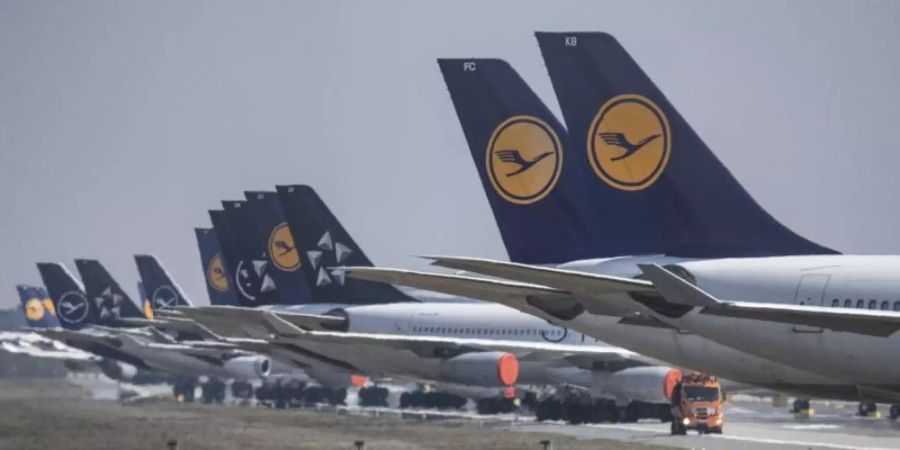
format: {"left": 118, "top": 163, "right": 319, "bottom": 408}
{"left": 8, "top": 32, "right": 900, "bottom": 429}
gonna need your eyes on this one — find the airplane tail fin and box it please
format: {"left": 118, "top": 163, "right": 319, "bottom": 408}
{"left": 36, "top": 262, "right": 90, "bottom": 329}
{"left": 134, "top": 255, "right": 193, "bottom": 316}
{"left": 73, "top": 259, "right": 145, "bottom": 323}
{"left": 534, "top": 32, "right": 835, "bottom": 257}
{"left": 243, "top": 191, "right": 314, "bottom": 305}
{"left": 439, "top": 58, "right": 597, "bottom": 264}
{"left": 209, "top": 210, "right": 247, "bottom": 305}
{"left": 275, "top": 185, "right": 418, "bottom": 304}
{"left": 194, "top": 227, "right": 239, "bottom": 306}
{"left": 220, "top": 200, "right": 282, "bottom": 306}
{"left": 17, "top": 285, "right": 60, "bottom": 328}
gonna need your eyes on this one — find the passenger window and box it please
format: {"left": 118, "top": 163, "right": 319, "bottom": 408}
{"left": 831, "top": 299, "right": 839, "bottom": 307}
{"left": 868, "top": 300, "right": 878, "bottom": 310}
{"left": 882, "top": 301, "right": 890, "bottom": 311}
{"left": 857, "top": 300, "right": 865, "bottom": 308}
{"left": 894, "top": 301, "right": 900, "bottom": 312}
{"left": 843, "top": 299, "right": 852, "bottom": 308}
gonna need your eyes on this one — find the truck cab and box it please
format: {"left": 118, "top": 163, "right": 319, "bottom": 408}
{"left": 670, "top": 372, "right": 724, "bottom": 435}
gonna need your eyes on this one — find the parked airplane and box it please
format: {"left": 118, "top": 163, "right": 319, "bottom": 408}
{"left": 0, "top": 285, "right": 96, "bottom": 369}
{"left": 172, "top": 185, "right": 685, "bottom": 420}
{"left": 339, "top": 37, "right": 877, "bottom": 416}
{"left": 35, "top": 261, "right": 273, "bottom": 401}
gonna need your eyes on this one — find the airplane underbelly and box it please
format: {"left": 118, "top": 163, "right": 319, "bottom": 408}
{"left": 570, "top": 314, "right": 840, "bottom": 387}
{"left": 683, "top": 314, "right": 898, "bottom": 385}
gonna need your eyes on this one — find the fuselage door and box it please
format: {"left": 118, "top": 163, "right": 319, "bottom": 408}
{"left": 793, "top": 274, "right": 830, "bottom": 333}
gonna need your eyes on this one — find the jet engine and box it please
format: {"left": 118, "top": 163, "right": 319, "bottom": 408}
{"left": 437, "top": 352, "right": 519, "bottom": 387}
{"left": 223, "top": 356, "right": 271, "bottom": 379}
{"left": 596, "top": 366, "right": 682, "bottom": 405}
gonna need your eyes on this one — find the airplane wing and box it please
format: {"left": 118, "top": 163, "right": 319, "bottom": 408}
{"left": 258, "top": 310, "right": 656, "bottom": 368}
{"left": 340, "top": 266, "right": 572, "bottom": 302}
{"left": 0, "top": 332, "right": 97, "bottom": 361}
{"left": 639, "top": 264, "right": 900, "bottom": 338}
{"left": 169, "top": 306, "right": 347, "bottom": 337}
{"left": 341, "top": 266, "right": 625, "bottom": 325}
{"left": 425, "top": 255, "right": 650, "bottom": 316}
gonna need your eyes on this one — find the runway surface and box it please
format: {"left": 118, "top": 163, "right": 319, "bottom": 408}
{"left": 507, "top": 398, "right": 900, "bottom": 450}
{"left": 26, "top": 377, "right": 900, "bottom": 449}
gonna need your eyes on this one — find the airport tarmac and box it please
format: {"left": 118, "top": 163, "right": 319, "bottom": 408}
{"left": 6, "top": 377, "right": 900, "bottom": 449}
{"left": 507, "top": 397, "right": 900, "bottom": 450}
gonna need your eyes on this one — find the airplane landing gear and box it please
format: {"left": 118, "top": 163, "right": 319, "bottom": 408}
{"left": 358, "top": 386, "right": 389, "bottom": 407}
{"left": 476, "top": 397, "right": 516, "bottom": 415}
{"left": 172, "top": 377, "right": 197, "bottom": 402}
{"left": 399, "top": 391, "right": 467, "bottom": 410}
{"left": 858, "top": 402, "right": 880, "bottom": 418}
{"left": 200, "top": 378, "right": 226, "bottom": 404}
{"left": 791, "top": 399, "right": 814, "bottom": 417}
{"left": 231, "top": 380, "right": 254, "bottom": 401}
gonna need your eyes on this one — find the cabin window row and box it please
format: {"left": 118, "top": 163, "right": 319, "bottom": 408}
{"left": 830, "top": 298, "right": 900, "bottom": 311}
{"left": 410, "top": 326, "right": 563, "bottom": 336}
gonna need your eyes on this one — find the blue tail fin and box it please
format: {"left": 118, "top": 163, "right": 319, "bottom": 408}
{"left": 275, "top": 184, "right": 417, "bottom": 304}
{"left": 17, "top": 285, "right": 60, "bottom": 328}
{"left": 134, "top": 255, "right": 193, "bottom": 315}
{"left": 439, "top": 58, "right": 595, "bottom": 264}
{"left": 532, "top": 32, "right": 835, "bottom": 258}
{"left": 220, "top": 200, "right": 283, "bottom": 306}
{"left": 73, "top": 259, "right": 145, "bottom": 323}
{"left": 209, "top": 209, "right": 248, "bottom": 305}
{"left": 194, "top": 227, "right": 239, "bottom": 306}
{"left": 36, "top": 262, "right": 91, "bottom": 329}
{"left": 243, "top": 191, "right": 314, "bottom": 305}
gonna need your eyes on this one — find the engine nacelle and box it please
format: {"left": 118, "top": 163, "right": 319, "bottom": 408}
{"left": 595, "top": 366, "right": 682, "bottom": 405}
{"left": 438, "top": 352, "right": 519, "bottom": 387}
{"left": 224, "top": 356, "right": 271, "bottom": 380}
{"left": 98, "top": 359, "right": 138, "bottom": 381}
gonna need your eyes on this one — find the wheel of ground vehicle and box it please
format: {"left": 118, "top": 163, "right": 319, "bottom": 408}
{"left": 890, "top": 404, "right": 900, "bottom": 420}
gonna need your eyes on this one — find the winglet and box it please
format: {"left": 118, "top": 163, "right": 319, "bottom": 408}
{"left": 638, "top": 264, "right": 720, "bottom": 308}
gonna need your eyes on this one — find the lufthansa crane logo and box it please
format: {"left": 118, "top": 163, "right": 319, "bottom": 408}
{"left": 151, "top": 285, "right": 179, "bottom": 310}
{"left": 57, "top": 291, "right": 90, "bottom": 324}
{"left": 268, "top": 222, "right": 300, "bottom": 271}
{"left": 207, "top": 254, "right": 230, "bottom": 292}
{"left": 588, "top": 94, "right": 671, "bottom": 191}
{"left": 486, "top": 115, "right": 563, "bottom": 205}
{"left": 25, "top": 298, "right": 45, "bottom": 321}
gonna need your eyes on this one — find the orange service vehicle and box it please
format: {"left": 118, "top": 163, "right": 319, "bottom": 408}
{"left": 670, "top": 372, "right": 724, "bottom": 435}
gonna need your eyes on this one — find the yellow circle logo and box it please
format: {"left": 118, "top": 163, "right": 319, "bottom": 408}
{"left": 42, "top": 298, "right": 56, "bottom": 316}
{"left": 25, "top": 298, "right": 45, "bottom": 321}
{"left": 207, "top": 254, "right": 230, "bottom": 292}
{"left": 588, "top": 94, "right": 671, "bottom": 191}
{"left": 486, "top": 115, "right": 563, "bottom": 205}
{"left": 268, "top": 222, "right": 300, "bottom": 271}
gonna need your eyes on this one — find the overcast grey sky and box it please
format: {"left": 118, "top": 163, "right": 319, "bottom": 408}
{"left": 1, "top": 0, "right": 899, "bottom": 308}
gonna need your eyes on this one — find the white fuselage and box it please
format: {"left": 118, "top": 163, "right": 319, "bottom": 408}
{"left": 293, "top": 302, "right": 607, "bottom": 386}
{"left": 524, "top": 255, "right": 855, "bottom": 398}
{"left": 647, "top": 255, "right": 900, "bottom": 388}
